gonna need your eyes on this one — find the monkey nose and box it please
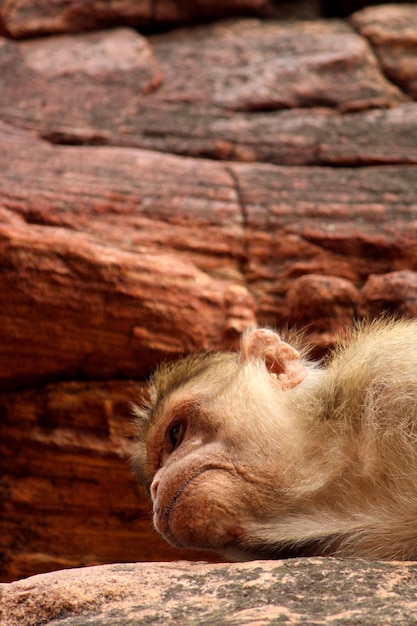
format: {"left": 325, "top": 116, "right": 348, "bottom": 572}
{"left": 151, "top": 478, "right": 160, "bottom": 502}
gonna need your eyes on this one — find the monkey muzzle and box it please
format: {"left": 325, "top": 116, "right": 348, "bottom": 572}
{"left": 152, "top": 466, "right": 248, "bottom": 551}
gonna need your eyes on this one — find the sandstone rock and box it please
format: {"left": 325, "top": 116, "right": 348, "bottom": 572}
{"left": 0, "top": 20, "right": 407, "bottom": 153}
{"left": 119, "top": 103, "right": 417, "bottom": 166}
{"left": 1, "top": 123, "right": 416, "bottom": 389}
{"left": 151, "top": 19, "right": 405, "bottom": 112}
{"left": 0, "top": 122, "right": 258, "bottom": 391}
{"left": 351, "top": 4, "right": 417, "bottom": 99}
{"left": 0, "top": 0, "right": 276, "bottom": 38}
{"left": 0, "top": 381, "right": 214, "bottom": 582}
{"left": 287, "top": 274, "right": 360, "bottom": 349}
{"left": 0, "top": 219, "right": 255, "bottom": 390}
{"left": 232, "top": 161, "right": 417, "bottom": 328}
{"left": 2, "top": 559, "right": 417, "bottom": 625}
{"left": 0, "top": 28, "right": 162, "bottom": 139}
{"left": 360, "top": 270, "right": 417, "bottom": 318}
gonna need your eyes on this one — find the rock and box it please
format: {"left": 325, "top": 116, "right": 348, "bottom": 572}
{"left": 360, "top": 270, "right": 417, "bottom": 318}
{"left": 96, "top": 102, "right": 417, "bottom": 166}
{"left": 0, "top": 20, "right": 407, "bottom": 152}
{"left": 0, "top": 216, "right": 254, "bottom": 390}
{"left": 0, "top": 0, "right": 278, "bottom": 38}
{"left": 2, "top": 559, "right": 417, "bottom": 625}
{"left": 0, "top": 218, "right": 255, "bottom": 389}
{"left": 351, "top": 4, "right": 417, "bottom": 99}
{"left": 232, "top": 161, "right": 417, "bottom": 327}
{"left": 287, "top": 275, "right": 360, "bottom": 350}
{"left": 0, "top": 381, "right": 214, "bottom": 582}
{"left": 1, "top": 122, "right": 416, "bottom": 388}
{"left": 0, "top": 28, "right": 162, "bottom": 140}
{"left": 0, "top": 123, "right": 258, "bottom": 391}
{"left": 151, "top": 19, "right": 405, "bottom": 112}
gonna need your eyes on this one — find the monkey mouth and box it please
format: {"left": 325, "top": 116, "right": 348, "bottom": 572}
{"left": 155, "top": 465, "right": 234, "bottom": 548}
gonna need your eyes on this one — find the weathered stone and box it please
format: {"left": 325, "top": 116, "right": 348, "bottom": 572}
{"left": 0, "top": 122, "right": 243, "bottom": 266}
{"left": 0, "top": 122, "right": 259, "bottom": 391}
{"left": 0, "top": 0, "right": 277, "bottom": 38}
{"left": 103, "top": 103, "right": 417, "bottom": 166}
{"left": 0, "top": 28, "right": 162, "bottom": 136}
{"left": 0, "top": 20, "right": 407, "bottom": 153}
{"left": 2, "top": 559, "right": 417, "bottom": 625}
{"left": 360, "top": 270, "right": 417, "bottom": 318}
{"left": 151, "top": 19, "right": 406, "bottom": 112}
{"left": 0, "top": 220, "right": 255, "bottom": 390}
{"left": 1, "top": 123, "right": 416, "bottom": 389}
{"left": 231, "top": 161, "right": 417, "bottom": 327}
{"left": 286, "top": 274, "right": 360, "bottom": 349}
{"left": 0, "top": 381, "right": 214, "bottom": 583}
{"left": 351, "top": 4, "right": 417, "bottom": 99}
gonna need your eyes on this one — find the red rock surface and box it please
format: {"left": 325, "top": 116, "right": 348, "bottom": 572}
{"left": 0, "top": 2, "right": 417, "bottom": 584}
{"left": 0, "top": 0, "right": 288, "bottom": 38}
{"left": 0, "top": 381, "right": 215, "bottom": 583}
{"left": 351, "top": 4, "right": 417, "bottom": 99}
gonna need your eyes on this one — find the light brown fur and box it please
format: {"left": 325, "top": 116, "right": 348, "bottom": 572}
{"left": 133, "top": 318, "right": 417, "bottom": 560}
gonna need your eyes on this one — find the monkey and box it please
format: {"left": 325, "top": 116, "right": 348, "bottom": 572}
{"left": 132, "top": 318, "right": 417, "bottom": 561}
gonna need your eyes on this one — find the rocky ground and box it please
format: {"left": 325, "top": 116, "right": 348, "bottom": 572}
{"left": 1, "top": 0, "right": 417, "bottom": 622}
{"left": 3, "top": 558, "right": 417, "bottom": 626}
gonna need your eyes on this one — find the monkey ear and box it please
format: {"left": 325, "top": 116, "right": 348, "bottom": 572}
{"left": 240, "top": 328, "right": 307, "bottom": 390}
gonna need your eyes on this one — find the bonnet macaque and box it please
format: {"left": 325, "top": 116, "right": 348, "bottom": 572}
{"left": 133, "top": 319, "right": 417, "bottom": 560}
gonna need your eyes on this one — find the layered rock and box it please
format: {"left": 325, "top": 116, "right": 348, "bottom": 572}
{"left": 0, "top": 0, "right": 280, "bottom": 38}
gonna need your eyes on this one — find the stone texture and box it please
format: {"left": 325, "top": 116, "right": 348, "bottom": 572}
{"left": 0, "top": 28, "right": 162, "bottom": 139}
{"left": 150, "top": 19, "right": 405, "bottom": 112}
{"left": 1, "top": 123, "right": 416, "bottom": 368}
{"left": 233, "top": 162, "right": 417, "bottom": 337}
{"left": 0, "top": 381, "right": 214, "bottom": 583}
{"left": 351, "top": 4, "right": 417, "bottom": 99}
{"left": 0, "top": 0, "right": 280, "bottom": 38}
{"left": 0, "top": 122, "right": 256, "bottom": 391}
{"left": 3, "top": 559, "right": 417, "bottom": 625}
{"left": 0, "top": 20, "right": 408, "bottom": 155}
{"left": 360, "top": 270, "right": 417, "bottom": 318}
{"left": 111, "top": 103, "right": 417, "bottom": 166}
{"left": 287, "top": 275, "right": 360, "bottom": 349}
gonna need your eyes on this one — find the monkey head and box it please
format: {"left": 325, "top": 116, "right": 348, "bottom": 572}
{"left": 132, "top": 328, "right": 310, "bottom": 557}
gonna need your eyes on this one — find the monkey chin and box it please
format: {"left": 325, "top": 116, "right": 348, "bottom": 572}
{"left": 153, "top": 468, "right": 249, "bottom": 552}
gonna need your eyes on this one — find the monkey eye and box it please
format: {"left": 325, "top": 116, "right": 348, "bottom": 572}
{"left": 167, "top": 422, "right": 184, "bottom": 450}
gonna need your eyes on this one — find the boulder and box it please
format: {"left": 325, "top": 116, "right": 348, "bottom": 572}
{"left": 0, "top": 0, "right": 288, "bottom": 38}
{"left": 2, "top": 559, "right": 417, "bottom": 625}
{"left": 351, "top": 3, "right": 417, "bottom": 99}
{"left": 0, "top": 20, "right": 408, "bottom": 152}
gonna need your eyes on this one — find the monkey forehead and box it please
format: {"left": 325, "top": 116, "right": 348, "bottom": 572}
{"left": 132, "top": 352, "right": 236, "bottom": 435}
{"left": 152, "top": 351, "right": 240, "bottom": 403}
{"left": 155, "top": 360, "right": 291, "bottom": 435}
{"left": 155, "top": 356, "right": 272, "bottom": 410}
{"left": 142, "top": 352, "right": 240, "bottom": 423}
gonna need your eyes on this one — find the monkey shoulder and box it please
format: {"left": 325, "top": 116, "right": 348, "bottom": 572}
{"left": 310, "top": 319, "right": 417, "bottom": 427}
